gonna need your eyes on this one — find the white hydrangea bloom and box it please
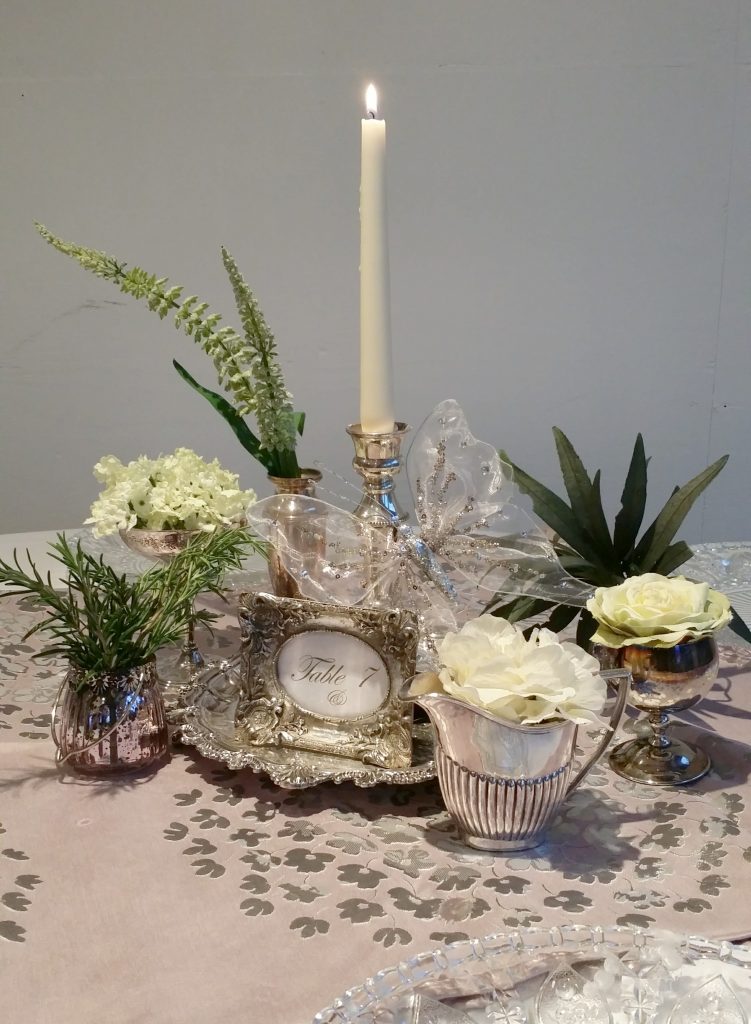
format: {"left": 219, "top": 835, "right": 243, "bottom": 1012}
{"left": 86, "top": 448, "right": 256, "bottom": 537}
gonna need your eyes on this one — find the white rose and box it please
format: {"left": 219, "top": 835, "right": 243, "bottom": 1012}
{"left": 587, "top": 573, "right": 731, "bottom": 649}
{"left": 433, "top": 615, "right": 606, "bottom": 726}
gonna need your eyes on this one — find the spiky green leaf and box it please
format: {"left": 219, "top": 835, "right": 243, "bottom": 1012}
{"left": 729, "top": 608, "right": 751, "bottom": 644}
{"left": 536, "top": 603, "right": 581, "bottom": 635}
{"left": 486, "top": 595, "right": 554, "bottom": 623}
{"left": 637, "top": 456, "right": 729, "bottom": 570}
{"left": 613, "top": 434, "right": 649, "bottom": 560}
{"left": 501, "top": 452, "right": 610, "bottom": 571}
{"left": 575, "top": 608, "right": 598, "bottom": 648}
{"left": 552, "top": 428, "right": 615, "bottom": 563}
{"left": 557, "top": 551, "right": 623, "bottom": 587}
{"left": 651, "top": 540, "right": 694, "bottom": 577}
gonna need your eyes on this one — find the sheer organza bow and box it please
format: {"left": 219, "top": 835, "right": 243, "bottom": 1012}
{"left": 247, "top": 400, "right": 592, "bottom": 656}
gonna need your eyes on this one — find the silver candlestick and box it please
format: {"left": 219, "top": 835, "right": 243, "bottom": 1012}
{"left": 346, "top": 421, "right": 410, "bottom": 525}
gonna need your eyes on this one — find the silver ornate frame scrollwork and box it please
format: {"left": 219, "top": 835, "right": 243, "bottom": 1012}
{"left": 236, "top": 593, "right": 419, "bottom": 769}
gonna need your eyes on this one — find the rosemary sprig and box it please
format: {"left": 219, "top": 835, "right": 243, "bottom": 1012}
{"left": 0, "top": 530, "right": 258, "bottom": 689}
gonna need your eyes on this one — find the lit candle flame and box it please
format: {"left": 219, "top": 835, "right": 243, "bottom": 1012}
{"left": 365, "top": 83, "right": 378, "bottom": 118}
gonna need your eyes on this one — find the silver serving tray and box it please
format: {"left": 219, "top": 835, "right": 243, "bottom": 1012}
{"left": 176, "top": 663, "right": 436, "bottom": 789}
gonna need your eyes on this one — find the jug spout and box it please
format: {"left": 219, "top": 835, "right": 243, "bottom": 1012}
{"left": 414, "top": 690, "right": 578, "bottom": 780}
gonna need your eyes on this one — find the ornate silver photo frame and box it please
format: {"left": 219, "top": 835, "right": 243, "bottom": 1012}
{"left": 236, "top": 592, "right": 419, "bottom": 769}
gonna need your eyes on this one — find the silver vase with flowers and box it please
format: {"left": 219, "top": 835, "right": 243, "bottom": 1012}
{"left": 587, "top": 573, "right": 732, "bottom": 785}
{"left": 86, "top": 447, "right": 260, "bottom": 701}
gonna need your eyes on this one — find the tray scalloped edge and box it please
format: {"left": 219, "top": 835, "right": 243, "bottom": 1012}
{"left": 175, "top": 711, "right": 437, "bottom": 789}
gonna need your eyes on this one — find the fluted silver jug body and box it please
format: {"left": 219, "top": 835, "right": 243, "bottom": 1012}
{"left": 416, "top": 672, "right": 628, "bottom": 852}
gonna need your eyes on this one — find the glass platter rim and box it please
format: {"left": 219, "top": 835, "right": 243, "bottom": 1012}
{"left": 684, "top": 541, "right": 751, "bottom": 589}
{"left": 311, "top": 922, "right": 751, "bottom": 1024}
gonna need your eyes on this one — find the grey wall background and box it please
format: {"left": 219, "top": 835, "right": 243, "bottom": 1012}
{"left": 2, "top": 1, "right": 749, "bottom": 541}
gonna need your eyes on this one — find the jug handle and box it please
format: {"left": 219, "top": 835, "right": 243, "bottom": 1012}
{"left": 566, "top": 669, "right": 631, "bottom": 795}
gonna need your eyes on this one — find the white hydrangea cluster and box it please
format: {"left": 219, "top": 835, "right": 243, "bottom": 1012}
{"left": 86, "top": 448, "right": 256, "bottom": 537}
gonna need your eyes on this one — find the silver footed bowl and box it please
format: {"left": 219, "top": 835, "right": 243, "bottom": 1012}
{"left": 119, "top": 527, "right": 207, "bottom": 699}
{"left": 119, "top": 527, "right": 202, "bottom": 562}
{"left": 607, "top": 635, "right": 719, "bottom": 786}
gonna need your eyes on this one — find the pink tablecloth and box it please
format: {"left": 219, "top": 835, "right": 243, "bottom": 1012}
{"left": 2, "top": 593, "right": 751, "bottom": 1024}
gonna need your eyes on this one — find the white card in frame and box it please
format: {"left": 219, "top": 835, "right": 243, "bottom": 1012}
{"left": 237, "top": 592, "right": 419, "bottom": 769}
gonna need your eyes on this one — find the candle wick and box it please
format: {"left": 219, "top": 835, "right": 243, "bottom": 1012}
{"left": 368, "top": 111, "right": 376, "bottom": 119}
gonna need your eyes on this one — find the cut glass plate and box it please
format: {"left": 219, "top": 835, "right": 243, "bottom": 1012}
{"left": 684, "top": 542, "right": 751, "bottom": 636}
{"left": 311, "top": 925, "right": 751, "bottom": 1024}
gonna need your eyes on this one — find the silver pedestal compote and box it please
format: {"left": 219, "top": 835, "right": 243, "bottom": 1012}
{"left": 119, "top": 527, "right": 205, "bottom": 704}
{"left": 608, "top": 636, "right": 719, "bottom": 786}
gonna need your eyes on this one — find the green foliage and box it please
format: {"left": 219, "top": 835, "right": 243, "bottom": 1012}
{"left": 496, "top": 431, "right": 731, "bottom": 645}
{"left": 0, "top": 530, "right": 258, "bottom": 688}
{"left": 35, "top": 223, "right": 304, "bottom": 478}
{"left": 221, "top": 247, "right": 298, "bottom": 470}
{"left": 173, "top": 360, "right": 265, "bottom": 464}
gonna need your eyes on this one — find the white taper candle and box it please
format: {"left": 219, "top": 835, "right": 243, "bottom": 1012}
{"left": 359, "top": 84, "right": 394, "bottom": 433}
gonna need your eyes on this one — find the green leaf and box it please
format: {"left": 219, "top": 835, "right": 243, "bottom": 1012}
{"left": 500, "top": 452, "right": 610, "bottom": 571}
{"left": 268, "top": 448, "right": 301, "bottom": 479}
{"left": 612, "top": 435, "right": 650, "bottom": 559}
{"left": 729, "top": 607, "right": 751, "bottom": 644}
{"left": 552, "top": 428, "right": 615, "bottom": 562}
{"left": 637, "top": 455, "right": 729, "bottom": 570}
{"left": 650, "top": 541, "right": 693, "bottom": 576}
{"left": 557, "top": 552, "right": 622, "bottom": 587}
{"left": 631, "top": 484, "right": 679, "bottom": 568}
{"left": 536, "top": 604, "right": 581, "bottom": 635}
{"left": 172, "top": 360, "right": 270, "bottom": 473}
{"left": 293, "top": 411, "right": 306, "bottom": 437}
{"left": 575, "top": 608, "right": 598, "bottom": 649}
{"left": 486, "top": 595, "right": 554, "bottom": 623}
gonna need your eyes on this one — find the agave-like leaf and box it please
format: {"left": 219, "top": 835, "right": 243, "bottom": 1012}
{"left": 501, "top": 452, "right": 610, "bottom": 571}
{"left": 613, "top": 434, "right": 649, "bottom": 560}
{"left": 487, "top": 595, "right": 554, "bottom": 623}
{"left": 729, "top": 607, "right": 751, "bottom": 644}
{"left": 553, "top": 428, "right": 616, "bottom": 563}
{"left": 557, "top": 552, "right": 622, "bottom": 587}
{"left": 651, "top": 540, "right": 693, "bottom": 577}
{"left": 536, "top": 603, "right": 580, "bottom": 635}
{"left": 575, "top": 608, "right": 598, "bottom": 648}
{"left": 637, "top": 455, "right": 729, "bottom": 570}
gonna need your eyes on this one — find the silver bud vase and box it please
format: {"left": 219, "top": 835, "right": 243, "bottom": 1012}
{"left": 266, "top": 468, "right": 323, "bottom": 599}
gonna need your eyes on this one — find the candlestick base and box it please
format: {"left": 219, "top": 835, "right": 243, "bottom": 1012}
{"left": 346, "top": 422, "right": 410, "bottom": 525}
